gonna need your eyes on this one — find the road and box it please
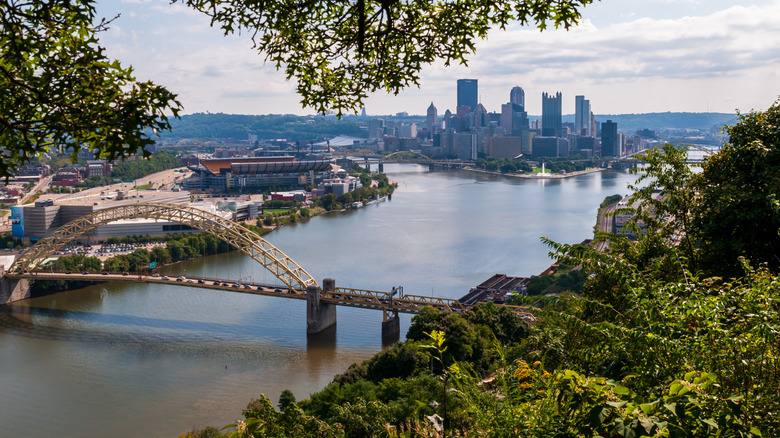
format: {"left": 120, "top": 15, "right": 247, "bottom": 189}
{"left": 594, "top": 202, "right": 618, "bottom": 252}
{"left": 36, "top": 167, "right": 192, "bottom": 205}
{"left": 17, "top": 174, "right": 54, "bottom": 205}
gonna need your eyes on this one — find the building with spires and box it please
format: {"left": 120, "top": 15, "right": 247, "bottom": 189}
{"left": 472, "top": 103, "right": 487, "bottom": 129}
{"left": 426, "top": 102, "right": 438, "bottom": 134}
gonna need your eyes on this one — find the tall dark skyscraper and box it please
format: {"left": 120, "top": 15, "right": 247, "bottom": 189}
{"left": 542, "top": 91, "right": 562, "bottom": 137}
{"left": 510, "top": 86, "right": 525, "bottom": 109}
{"left": 601, "top": 120, "right": 619, "bottom": 157}
{"left": 457, "top": 79, "right": 478, "bottom": 112}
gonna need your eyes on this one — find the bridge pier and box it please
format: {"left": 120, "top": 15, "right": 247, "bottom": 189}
{"left": 378, "top": 162, "right": 384, "bottom": 173}
{"left": 381, "top": 310, "right": 400, "bottom": 345}
{"left": 0, "top": 272, "right": 30, "bottom": 306}
{"left": 307, "top": 278, "right": 337, "bottom": 335}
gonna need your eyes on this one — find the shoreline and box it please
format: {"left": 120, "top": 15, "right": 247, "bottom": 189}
{"left": 463, "top": 166, "right": 606, "bottom": 179}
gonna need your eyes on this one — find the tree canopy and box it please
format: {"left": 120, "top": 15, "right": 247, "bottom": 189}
{"left": 1, "top": 0, "right": 181, "bottom": 180}
{"left": 176, "top": 0, "right": 594, "bottom": 116}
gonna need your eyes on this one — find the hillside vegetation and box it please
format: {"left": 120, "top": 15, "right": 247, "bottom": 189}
{"left": 160, "top": 113, "right": 365, "bottom": 141}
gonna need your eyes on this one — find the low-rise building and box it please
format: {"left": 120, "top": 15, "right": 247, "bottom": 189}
{"left": 311, "top": 176, "right": 362, "bottom": 197}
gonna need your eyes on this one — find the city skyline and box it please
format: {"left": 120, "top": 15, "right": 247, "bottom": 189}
{"left": 97, "top": 0, "right": 780, "bottom": 116}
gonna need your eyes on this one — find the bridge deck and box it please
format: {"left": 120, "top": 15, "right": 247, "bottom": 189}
{"left": 8, "top": 272, "right": 533, "bottom": 318}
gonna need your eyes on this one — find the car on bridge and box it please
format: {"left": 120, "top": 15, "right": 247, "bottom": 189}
{"left": 162, "top": 276, "right": 170, "bottom": 280}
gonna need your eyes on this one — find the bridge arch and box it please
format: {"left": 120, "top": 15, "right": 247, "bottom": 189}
{"left": 380, "top": 151, "right": 433, "bottom": 162}
{"left": 9, "top": 203, "right": 318, "bottom": 291}
{"left": 670, "top": 142, "right": 717, "bottom": 155}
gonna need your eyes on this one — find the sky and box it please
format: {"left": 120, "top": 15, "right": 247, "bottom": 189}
{"left": 96, "top": 0, "right": 780, "bottom": 116}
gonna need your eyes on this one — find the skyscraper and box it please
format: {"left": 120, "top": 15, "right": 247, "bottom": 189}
{"left": 457, "top": 79, "right": 478, "bottom": 112}
{"left": 542, "top": 91, "right": 562, "bottom": 137}
{"left": 426, "top": 102, "right": 438, "bottom": 134}
{"left": 575, "top": 95, "right": 591, "bottom": 137}
{"left": 601, "top": 120, "right": 619, "bottom": 157}
{"left": 510, "top": 86, "right": 525, "bottom": 109}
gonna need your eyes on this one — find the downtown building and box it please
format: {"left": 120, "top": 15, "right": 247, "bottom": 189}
{"left": 541, "top": 91, "right": 563, "bottom": 137}
{"left": 457, "top": 79, "right": 478, "bottom": 112}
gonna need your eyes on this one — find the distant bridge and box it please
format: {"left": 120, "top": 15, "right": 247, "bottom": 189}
{"left": 1, "top": 203, "right": 531, "bottom": 341}
{"left": 344, "top": 153, "right": 477, "bottom": 171}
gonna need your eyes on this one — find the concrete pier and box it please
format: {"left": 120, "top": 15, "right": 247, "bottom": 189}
{"left": 0, "top": 271, "right": 30, "bottom": 306}
{"left": 381, "top": 311, "right": 400, "bottom": 345}
{"left": 306, "top": 278, "right": 337, "bottom": 335}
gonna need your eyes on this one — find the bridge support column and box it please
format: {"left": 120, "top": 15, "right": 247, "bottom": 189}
{"left": 0, "top": 273, "right": 30, "bottom": 306}
{"left": 378, "top": 162, "right": 384, "bottom": 173}
{"left": 428, "top": 163, "right": 435, "bottom": 171}
{"left": 381, "top": 310, "right": 400, "bottom": 345}
{"left": 307, "top": 278, "right": 337, "bottom": 335}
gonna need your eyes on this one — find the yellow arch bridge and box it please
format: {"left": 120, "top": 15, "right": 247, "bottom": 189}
{"left": 1, "top": 203, "right": 532, "bottom": 340}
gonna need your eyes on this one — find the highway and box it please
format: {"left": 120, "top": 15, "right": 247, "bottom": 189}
{"left": 594, "top": 201, "right": 619, "bottom": 252}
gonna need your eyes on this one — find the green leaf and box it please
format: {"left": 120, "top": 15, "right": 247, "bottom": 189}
{"left": 639, "top": 402, "right": 657, "bottom": 415}
{"left": 613, "top": 385, "right": 630, "bottom": 395}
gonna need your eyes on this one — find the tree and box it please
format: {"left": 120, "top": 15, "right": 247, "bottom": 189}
{"left": 1, "top": 0, "right": 181, "bottom": 180}
{"left": 691, "top": 99, "right": 780, "bottom": 276}
{"left": 177, "top": 0, "right": 593, "bottom": 115}
{"left": 278, "top": 389, "right": 296, "bottom": 412}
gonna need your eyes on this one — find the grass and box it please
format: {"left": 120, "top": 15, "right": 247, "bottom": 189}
{"left": 263, "top": 208, "right": 293, "bottom": 216}
{"left": 132, "top": 183, "right": 152, "bottom": 190}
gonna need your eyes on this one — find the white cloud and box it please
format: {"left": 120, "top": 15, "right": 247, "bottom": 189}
{"left": 97, "top": 0, "right": 780, "bottom": 115}
{"left": 403, "top": 1, "right": 780, "bottom": 115}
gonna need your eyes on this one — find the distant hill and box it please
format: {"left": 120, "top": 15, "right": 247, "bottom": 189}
{"left": 159, "top": 113, "right": 364, "bottom": 141}
{"left": 562, "top": 112, "right": 737, "bottom": 132}
{"left": 159, "top": 111, "right": 738, "bottom": 141}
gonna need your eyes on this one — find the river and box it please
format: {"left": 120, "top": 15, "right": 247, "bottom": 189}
{"left": 0, "top": 164, "right": 638, "bottom": 437}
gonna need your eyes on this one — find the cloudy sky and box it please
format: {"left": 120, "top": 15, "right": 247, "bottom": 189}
{"left": 97, "top": 0, "right": 780, "bottom": 116}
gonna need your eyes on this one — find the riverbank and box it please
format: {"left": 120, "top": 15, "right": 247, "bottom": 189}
{"left": 464, "top": 166, "right": 605, "bottom": 179}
